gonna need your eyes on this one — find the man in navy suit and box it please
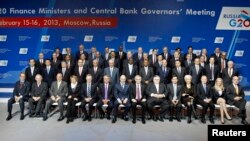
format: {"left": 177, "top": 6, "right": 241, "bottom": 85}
{"left": 156, "top": 59, "right": 171, "bottom": 84}
{"left": 42, "top": 59, "right": 56, "bottom": 88}
{"left": 189, "top": 58, "right": 204, "bottom": 85}
{"left": 75, "top": 44, "right": 89, "bottom": 61}
{"left": 6, "top": 72, "right": 30, "bottom": 121}
{"left": 112, "top": 75, "right": 131, "bottom": 123}
{"left": 25, "top": 59, "right": 39, "bottom": 88}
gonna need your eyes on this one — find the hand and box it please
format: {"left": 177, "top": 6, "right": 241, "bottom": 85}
{"left": 123, "top": 99, "right": 128, "bottom": 104}
{"left": 189, "top": 96, "right": 194, "bottom": 99}
{"left": 56, "top": 96, "right": 61, "bottom": 101}
{"left": 131, "top": 99, "right": 137, "bottom": 103}
{"left": 73, "top": 98, "right": 78, "bottom": 101}
{"left": 51, "top": 96, "right": 56, "bottom": 101}
{"left": 118, "top": 99, "right": 122, "bottom": 104}
{"left": 141, "top": 98, "right": 146, "bottom": 102}
{"left": 68, "top": 96, "right": 72, "bottom": 99}
{"left": 182, "top": 93, "right": 187, "bottom": 96}
{"left": 145, "top": 81, "right": 149, "bottom": 84}
{"left": 15, "top": 96, "right": 20, "bottom": 102}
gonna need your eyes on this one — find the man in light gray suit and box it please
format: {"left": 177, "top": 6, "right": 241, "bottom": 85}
{"left": 43, "top": 73, "right": 68, "bottom": 121}
{"left": 104, "top": 59, "right": 119, "bottom": 84}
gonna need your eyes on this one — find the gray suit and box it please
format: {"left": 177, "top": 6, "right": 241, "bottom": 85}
{"left": 44, "top": 81, "right": 68, "bottom": 116}
{"left": 104, "top": 67, "right": 119, "bottom": 84}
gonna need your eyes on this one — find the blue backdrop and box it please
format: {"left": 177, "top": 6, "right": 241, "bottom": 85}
{"left": 0, "top": 0, "right": 250, "bottom": 98}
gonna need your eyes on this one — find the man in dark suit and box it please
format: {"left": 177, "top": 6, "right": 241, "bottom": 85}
{"left": 81, "top": 74, "right": 98, "bottom": 121}
{"left": 204, "top": 57, "right": 219, "bottom": 86}
{"left": 156, "top": 59, "right": 171, "bottom": 84}
{"left": 42, "top": 59, "right": 56, "bottom": 88}
{"left": 63, "top": 47, "right": 75, "bottom": 62}
{"left": 226, "top": 76, "right": 249, "bottom": 125}
{"left": 218, "top": 52, "right": 228, "bottom": 77}
{"left": 154, "top": 55, "right": 163, "bottom": 72}
{"left": 183, "top": 54, "right": 193, "bottom": 73}
{"left": 75, "top": 44, "right": 89, "bottom": 61}
{"left": 167, "top": 75, "right": 182, "bottom": 122}
{"left": 161, "top": 46, "right": 171, "bottom": 64}
{"left": 25, "top": 59, "right": 39, "bottom": 87}
{"left": 149, "top": 49, "right": 158, "bottom": 69}
{"left": 97, "top": 75, "right": 114, "bottom": 120}
{"left": 122, "top": 51, "right": 135, "bottom": 68}
{"left": 64, "top": 54, "right": 75, "bottom": 73}
{"left": 89, "top": 59, "right": 103, "bottom": 85}
{"left": 103, "top": 47, "right": 110, "bottom": 65}
{"left": 210, "top": 47, "right": 221, "bottom": 65}
{"left": 133, "top": 47, "right": 143, "bottom": 68}
{"left": 89, "top": 46, "right": 97, "bottom": 61}
{"left": 172, "top": 60, "right": 186, "bottom": 85}
{"left": 93, "top": 51, "right": 104, "bottom": 69}
{"left": 6, "top": 72, "right": 30, "bottom": 121}
{"left": 43, "top": 73, "right": 68, "bottom": 121}
{"left": 116, "top": 46, "right": 127, "bottom": 74}
{"left": 74, "top": 59, "right": 88, "bottom": 84}
{"left": 122, "top": 58, "right": 138, "bottom": 83}
{"left": 104, "top": 59, "right": 119, "bottom": 84}
{"left": 130, "top": 75, "right": 146, "bottom": 124}
{"left": 36, "top": 52, "right": 45, "bottom": 74}
{"left": 170, "top": 51, "right": 183, "bottom": 68}
{"left": 222, "top": 61, "right": 239, "bottom": 87}
{"left": 139, "top": 60, "right": 154, "bottom": 85}
{"left": 57, "top": 61, "right": 71, "bottom": 84}
{"left": 189, "top": 58, "right": 204, "bottom": 85}
{"left": 28, "top": 74, "right": 48, "bottom": 117}
{"left": 51, "top": 52, "right": 61, "bottom": 71}
{"left": 112, "top": 75, "right": 131, "bottom": 123}
{"left": 184, "top": 46, "right": 197, "bottom": 61}
{"left": 196, "top": 76, "right": 215, "bottom": 124}
{"left": 146, "top": 75, "right": 169, "bottom": 122}
{"left": 55, "top": 48, "right": 63, "bottom": 61}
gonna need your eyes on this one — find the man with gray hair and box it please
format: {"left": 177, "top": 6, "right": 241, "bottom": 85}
{"left": 222, "top": 60, "right": 239, "bottom": 87}
{"left": 104, "top": 59, "right": 119, "bottom": 84}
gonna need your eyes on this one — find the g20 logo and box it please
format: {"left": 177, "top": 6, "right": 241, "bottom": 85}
{"left": 229, "top": 19, "right": 250, "bottom": 27}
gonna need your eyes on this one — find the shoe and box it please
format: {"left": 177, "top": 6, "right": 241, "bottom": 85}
{"left": 132, "top": 119, "right": 136, "bottom": 124}
{"left": 100, "top": 114, "right": 104, "bottom": 119}
{"left": 6, "top": 114, "right": 12, "bottom": 121}
{"left": 70, "top": 118, "right": 74, "bottom": 122}
{"left": 88, "top": 117, "right": 92, "bottom": 122}
{"left": 201, "top": 118, "right": 206, "bottom": 124}
{"left": 124, "top": 116, "right": 129, "bottom": 121}
{"left": 187, "top": 118, "right": 192, "bottom": 124}
{"left": 82, "top": 116, "right": 88, "bottom": 121}
{"left": 209, "top": 118, "right": 215, "bottom": 124}
{"left": 58, "top": 116, "right": 64, "bottom": 121}
{"left": 142, "top": 119, "right": 146, "bottom": 124}
{"left": 159, "top": 116, "right": 164, "bottom": 122}
{"left": 20, "top": 114, "right": 24, "bottom": 120}
{"left": 112, "top": 117, "right": 117, "bottom": 123}
{"left": 241, "top": 120, "right": 249, "bottom": 125}
{"left": 43, "top": 116, "right": 48, "bottom": 121}
{"left": 66, "top": 119, "right": 70, "bottom": 124}
{"left": 169, "top": 117, "right": 173, "bottom": 122}
{"left": 177, "top": 118, "right": 181, "bottom": 122}
{"left": 107, "top": 115, "right": 111, "bottom": 120}
{"left": 221, "top": 120, "right": 225, "bottom": 124}
{"left": 226, "top": 117, "right": 232, "bottom": 121}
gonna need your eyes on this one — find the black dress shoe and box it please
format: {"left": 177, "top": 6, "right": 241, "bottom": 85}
{"left": 132, "top": 119, "right": 136, "bottom": 124}
{"left": 209, "top": 118, "right": 215, "bottom": 124}
{"left": 66, "top": 119, "right": 70, "bottom": 124}
{"left": 70, "top": 118, "right": 74, "bottom": 122}
{"left": 100, "top": 114, "right": 104, "bottom": 119}
{"left": 58, "top": 116, "right": 64, "bottom": 121}
{"left": 201, "top": 118, "right": 206, "bottom": 124}
{"left": 169, "top": 117, "right": 173, "bottom": 122}
{"left": 241, "top": 120, "right": 249, "bottom": 125}
{"left": 177, "top": 118, "right": 181, "bottom": 122}
{"left": 6, "top": 114, "right": 12, "bottom": 121}
{"left": 43, "top": 116, "right": 48, "bottom": 121}
{"left": 20, "top": 114, "right": 25, "bottom": 120}
{"left": 82, "top": 116, "right": 88, "bottom": 121}
{"left": 159, "top": 116, "right": 164, "bottom": 122}
{"left": 124, "top": 116, "right": 129, "bottom": 121}
{"left": 187, "top": 118, "right": 192, "bottom": 124}
{"left": 112, "top": 117, "right": 117, "bottom": 123}
{"left": 153, "top": 116, "right": 157, "bottom": 121}
{"left": 142, "top": 119, "right": 146, "bottom": 124}
{"left": 88, "top": 117, "right": 92, "bottom": 122}
{"left": 107, "top": 115, "right": 111, "bottom": 120}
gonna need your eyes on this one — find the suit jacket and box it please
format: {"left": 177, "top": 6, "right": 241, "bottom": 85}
{"left": 204, "top": 64, "right": 219, "bottom": 81}
{"left": 68, "top": 83, "right": 81, "bottom": 99}
{"left": 81, "top": 83, "right": 98, "bottom": 99}
{"left": 42, "top": 66, "right": 56, "bottom": 87}
{"left": 130, "top": 83, "right": 146, "bottom": 100}
{"left": 172, "top": 67, "right": 186, "bottom": 85}
{"left": 146, "top": 83, "right": 167, "bottom": 98}
{"left": 169, "top": 57, "right": 183, "bottom": 68}
{"left": 160, "top": 52, "right": 172, "bottom": 62}
{"left": 226, "top": 84, "right": 245, "bottom": 105}
{"left": 139, "top": 67, "right": 154, "bottom": 83}
{"left": 73, "top": 66, "right": 88, "bottom": 83}
{"left": 12, "top": 81, "right": 30, "bottom": 98}
{"left": 25, "top": 66, "right": 40, "bottom": 85}
{"left": 31, "top": 82, "right": 48, "bottom": 98}
{"left": 35, "top": 59, "right": 46, "bottom": 73}
{"left": 49, "top": 81, "right": 68, "bottom": 98}
{"left": 156, "top": 66, "right": 171, "bottom": 84}
{"left": 104, "top": 67, "right": 119, "bottom": 84}
{"left": 218, "top": 58, "right": 228, "bottom": 73}
{"left": 210, "top": 53, "right": 221, "bottom": 65}
{"left": 89, "top": 57, "right": 104, "bottom": 69}
{"left": 183, "top": 60, "right": 193, "bottom": 73}
{"left": 222, "top": 68, "right": 239, "bottom": 87}
{"left": 114, "top": 83, "right": 130, "bottom": 100}
{"left": 167, "top": 83, "right": 182, "bottom": 101}
{"left": 98, "top": 83, "right": 114, "bottom": 100}
{"left": 122, "top": 64, "right": 138, "bottom": 81}
{"left": 196, "top": 83, "right": 213, "bottom": 100}
{"left": 184, "top": 53, "right": 197, "bottom": 61}
{"left": 189, "top": 65, "right": 204, "bottom": 84}
{"left": 88, "top": 67, "right": 103, "bottom": 84}
{"left": 211, "top": 88, "right": 226, "bottom": 102}
{"left": 51, "top": 59, "right": 61, "bottom": 70}
{"left": 116, "top": 51, "right": 127, "bottom": 61}
{"left": 75, "top": 50, "right": 89, "bottom": 60}
{"left": 57, "top": 68, "right": 71, "bottom": 84}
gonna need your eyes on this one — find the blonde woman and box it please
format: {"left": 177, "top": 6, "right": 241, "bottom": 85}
{"left": 212, "top": 78, "right": 232, "bottom": 124}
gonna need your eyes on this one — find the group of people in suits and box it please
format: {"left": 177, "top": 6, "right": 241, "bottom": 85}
{"left": 5, "top": 45, "right": 249, "bottom": 125}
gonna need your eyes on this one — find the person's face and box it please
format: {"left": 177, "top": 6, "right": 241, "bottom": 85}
{"left": 29, "top": 60, "right": 35, "bottom": 66}
{"left": 96, "top": 52, "right": 100, "bottom": 58}
{"left": 36, "top": 75, "right": 42, "bottom": 82}
{"left": 194, "top": 59, "right": 200, "bottom": 65}
{"left": 201, "top": 76, "right": 207, "bottom": 84}
{"left": 143, "top": 61, "right": 148, "bottom": 67}
{"left": 135, "top": 77, "right": 141, "bottom": 84}
{"left": 210, "top": 58, "right": 215, "bottom": 64}
{"left": 67, "top": 48, "right": 71, "bottom": 53}
{"left": 78, "top": 60, "right": 83, "bottom": 67}
{"left": 172, "top": 77, "right": 178, "bottom": 84}
{"left": 175, "top": 61, "right": 180, "bottom": 67}
{"left": 128, "top": 59, "right": 133, "bottom": 64}
{"left": 163, "top": 47, "right": 168, "bottom": 53}
{"left": 185, "top": 77, "right": 192, "bottom": 84}
{"left": 45, "top": 60, "right": 51, "bottom": 66}
{"left": 61, "top": 62, "right": 66, "bottom": 68}
{"left": 105, "top": 48, "right": 109, "bottom": 53}
{"left": 57, "top": 74, "right": 63, "bottom": 81}
{"left": 188, "top": 48, "right": 193, "bottom": 53}
{"left": 65, "top": 56, "right": 70, "bottom": 61}
{"left": 221, "top": 54, "right": 226, "bottom": 59}
{"left": 103, "top": 76, "right": 110, "bottom": 83}
{"left": 92, "top": 47, "right": 96, "bottom": 53}
{"left": 153, "top": 77, "right": 160, "bottom": 84}
{"left": 228, "top": 62, "right": 233, "bottom": 68}
{"left": 86, "top": 76, "right": 92, "bottom": 83}
{"left": 71, "top": 77, "right": 77, "bottom": 84}
{"left": 111, "top": 52, "right": 115, "bottom": 57}
{"left": 119, "top": 47, "right": 123, "bottom": 51}
{"left": 202, "top": 49, "right": 207, "bottom": 54}
{"left": 174, "top": 52, "right": 179, "bottom": 58}
{"left": 215, "top": 48, "right": 220, "bottom": 53}
{"left": 143, "top": 54, "right": 148, "bottom": 59}
{"left": 216, "top": 79, "right": 222, "bottom": 86}
{"left": 158, "top": 56, "right": 163, "bottom": 61}
{"left": 56, "top": 49, "right": 60, "bottom": 53}
{"left": 138, "top": 48, "right": 143, "bottom": 53}
{"left": 79, "top": 45, "right": 84, "bottom": 51}
{"left": 80, "top": 54, "right": 86, "bottom": 60}
{"left": 39, "top": 54, "right": 44, "bottom": 59}
{"left": 186, "top": 55, "right": 191, "bottom": 60}
{"left": 162, "top": 60, "right": 167, "bottom": 66}
{"left": 52, "top": 53, "right": 57, "bottom": 59}
{"left": 20, "top": 74, "right": 25, "bottom": 82}
{"left": 93, "top": 61, "right": 98, "bottom": 67}
{"left": 120, "top": 76, "right": 126, "bottom": 83}
{"left": 233, "top": 77, "right": 239, "bottom": 85}
{"left": 109, "top": 61, "right": 114, "bottom": 67}
{"left": 200, "top": 57, "right": 205, "bottom": 62}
